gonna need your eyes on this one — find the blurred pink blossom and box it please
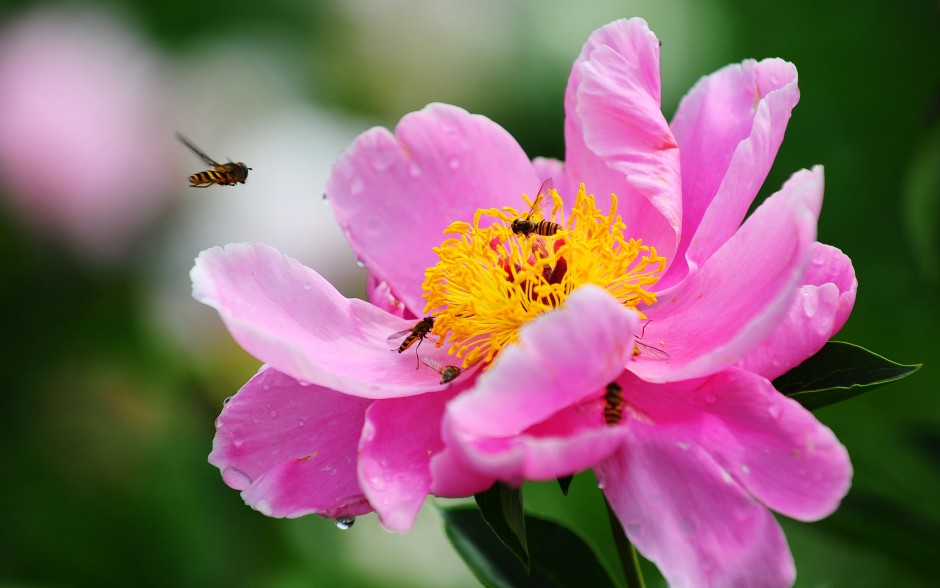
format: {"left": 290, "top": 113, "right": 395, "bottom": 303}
{"left": 0, "top": 8, "right": 174, "bottom": 262}
{"left": 193, "top": 18, "right": 857, "bottom": 587}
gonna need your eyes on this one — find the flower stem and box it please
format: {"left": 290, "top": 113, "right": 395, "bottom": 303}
{"left": 604, "top": 496, "right": 646, "bottom": 588}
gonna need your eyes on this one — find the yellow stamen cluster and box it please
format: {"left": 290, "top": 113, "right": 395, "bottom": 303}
{"left": 422, "top": 184, "right": 666, "bottom": 368}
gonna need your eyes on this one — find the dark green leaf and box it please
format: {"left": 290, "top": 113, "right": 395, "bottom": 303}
{"left": 773, "top": 341, "right": 921, "bottom": 410}
{"left": 441, "top": 506, "right": 618, "bottom": 588}
{"left": 474, "top": 482, "right": 528, "bottom": 570}
{"left": 556, "top": 475, "right": 574, "bottom": 496}
{"left": 604, "top": 497, "right": 646, "bottom": 588}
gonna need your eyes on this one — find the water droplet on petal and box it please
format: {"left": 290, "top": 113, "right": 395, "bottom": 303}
{"left": 231, "top": 425, "right": 246, "bottom": 447}
{"left": 221, "top": 467, "right": 252, "bottom": 490}
{"left": 350, "top": 177, "right": 364, "bottom": 195}
{"left": 368, "top": 476, "right": 387, "bottom": 492}
{"left": 355, "top": 258, "right": 367, "bottom": 269}
{"left": 811, "top": 247, "right": 827, "bottom": 266}
{"left": 704, "top": 393, "right": 718, "bottom": 405}
{"left": 768, "top": 404, "right": 782, "bottom": 419}
{"left": 303, "top": 281, "right": 312, "bottom": 290}
{"left": 335, "top": 516, "right": 355, "bottom": 530}
{"left": 799, "top": 291, "right": 818, "bottom": 318}
{"left": 372, "top": 151, "right": 395, "bottom": 171}
{"left": 222, "top": 396, "right": 233, "bottom": 406}
{"left": 269, "top": 410, "right": 278, "bottom": 418}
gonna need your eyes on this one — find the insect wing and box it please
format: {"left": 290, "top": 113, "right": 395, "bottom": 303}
{"left": 633, "top": 340, "right": 670, "bottom": 359}
{"left": 177, "top": 132, "right": 221, "bottom": 168}
{"left": 420, "top": 356, "right": 445, "bottom": 374}
{"left": 528, "top": 177, "right": 554, "bottom": 217}
{"left": 387, "top": 328, "right": 414, "bottom": 348}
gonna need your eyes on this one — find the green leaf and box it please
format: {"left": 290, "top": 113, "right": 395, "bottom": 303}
{"left": 773, "top": 341, "right": 921, "bottom": 410}
{"left": 441, "top": 506, "right": 618, "bottom": 588}
{"left": 474, "top": 482, "right": 529, "bottom": 570}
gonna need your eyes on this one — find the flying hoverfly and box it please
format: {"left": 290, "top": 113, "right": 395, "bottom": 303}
{"left": 388, "top": 316, "right": 436, "bottom": 368}
{"left": 511, "top": 178, "right": 562, "bottom": 237}
{"left": 420, "top": 357, "right": 463, "bottom": 385}
{"left": 603, "top": 382, "right": 625, "bottom": 426}
{"left": 177, "top": 133, "right": 251, "bottom": 187}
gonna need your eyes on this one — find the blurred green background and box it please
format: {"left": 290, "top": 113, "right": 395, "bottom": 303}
{"left": 1, "top": 1, "right": 937, "bottom": 586}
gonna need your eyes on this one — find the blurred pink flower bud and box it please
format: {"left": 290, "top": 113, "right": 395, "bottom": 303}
{"left": 0, "top": 8, "right": 175, "bottom": 263}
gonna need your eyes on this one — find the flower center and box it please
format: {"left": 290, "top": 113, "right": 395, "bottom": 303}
{"left": 422, "top": 183, "right": 666, "bottom": 368}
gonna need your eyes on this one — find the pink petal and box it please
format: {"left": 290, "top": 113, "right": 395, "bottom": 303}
{"left": 358, "top": 389, "right": 459, "bottom": 532}
{"left": 366, "top": 273, "right": 410, "bottom": 319}
{"left": 326, "top": 103, "right": 538, "bottom": 315}
{"left": 736, "top": 242, "right": 857, "bottom": 378}
{"left": 192, "top": 242, "right": 458, "bottom": 398}
{"left": 443, "top": 397, "right": 627, "bottom": 485}
{"left": 564, "top": 18, "right": 681, "bottom": 263}
{"left": 447, "top": 285, "right": 638, "bottom": 438}
{"left": 210, "top": 366, "right": 373, "bottom": 520}
{"left": 621, "top": 368, "right": 852, "bottom": 522}
{"left": 428, "top": 445, "right": 496, "bottom": 498}
{"left": 531, "top": 156, "right": 565, "bottom": 191}
{"left": 632, "top": 167, "right": 824, "bottom": 382}
{"left": 598, "top": 435, "right": 795, "bottom": 588}
{"left": 662, "top": 59, "right": 800, "bottom": 288}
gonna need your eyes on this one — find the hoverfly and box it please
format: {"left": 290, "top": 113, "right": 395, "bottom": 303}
{"left": 420, "top": 357, "right": 463, "bottom": 385}
{"left": 603, "top": 382, "right": 625, "bottom": 426}
{"left": 388, "top": 316, "right": 436, "bottom": 368}
{"left": 511, "top": 178, "right": 561, "bottom": 237}
{"left": 632, "top": 320, "right": 669, "bottom": 359}
{"left": 177, "top": 133, "right": 251, "bottom": 187}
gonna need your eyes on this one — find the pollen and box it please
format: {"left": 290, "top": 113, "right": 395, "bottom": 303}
{"left": 422, "top": 183, "right": 666, "bottom": 368}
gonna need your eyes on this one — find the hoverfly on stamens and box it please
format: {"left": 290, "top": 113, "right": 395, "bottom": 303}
{"left": 603, "top": 382, "right": 625, "bottom": 426}
{"left": 388, "top": 316, "right": 436, "bottom": 368}
{"left": 177, "top": 133, "right": 251, "bottom": 187}
{"left": 420, "top": 357, "right": 463, "bottom": 385}
{"left": 511, "top": 178, "right": 562, "bottom": 237}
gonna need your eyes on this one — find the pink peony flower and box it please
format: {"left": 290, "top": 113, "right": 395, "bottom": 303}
{"left": 193, "top": 18, "right": 857, "bottom": 587}
{"left": 0, "top": 8, "right": 174, "bottom": 263}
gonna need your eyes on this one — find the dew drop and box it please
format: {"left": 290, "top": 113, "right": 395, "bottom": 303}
{"left": 231, "top": 425, "right": 246, "bottom": 447}
{"left": 269, "top": 409, "right": 278, "bottom": 418}
{"left": 704, "top": 393, "right": 718, "bottom": 405}
{"left": 372, "top": 151, "right": 396, "bottom": 171}
{"left": 221, "top": 467, "right": 252, "bottom": 490}
{"left": 350, "top": 177, "right": 364, "bottom": 195}
{"left": 767, "top": 404, "right": 782, "bottom": 419}
{"left": 368, "top": 476, "right": 388, "bottom": 492}
{"left": 335, "top": 516, "right": 355, "bottom": 530}
{"left": 222, "top": 396, "right": 233, "bottom": 406}
{"left": 355, "top": 258, "right": 367, "bottom": 269}
{"left": 799, "top": 291, "right": 818, "bottom": 318}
